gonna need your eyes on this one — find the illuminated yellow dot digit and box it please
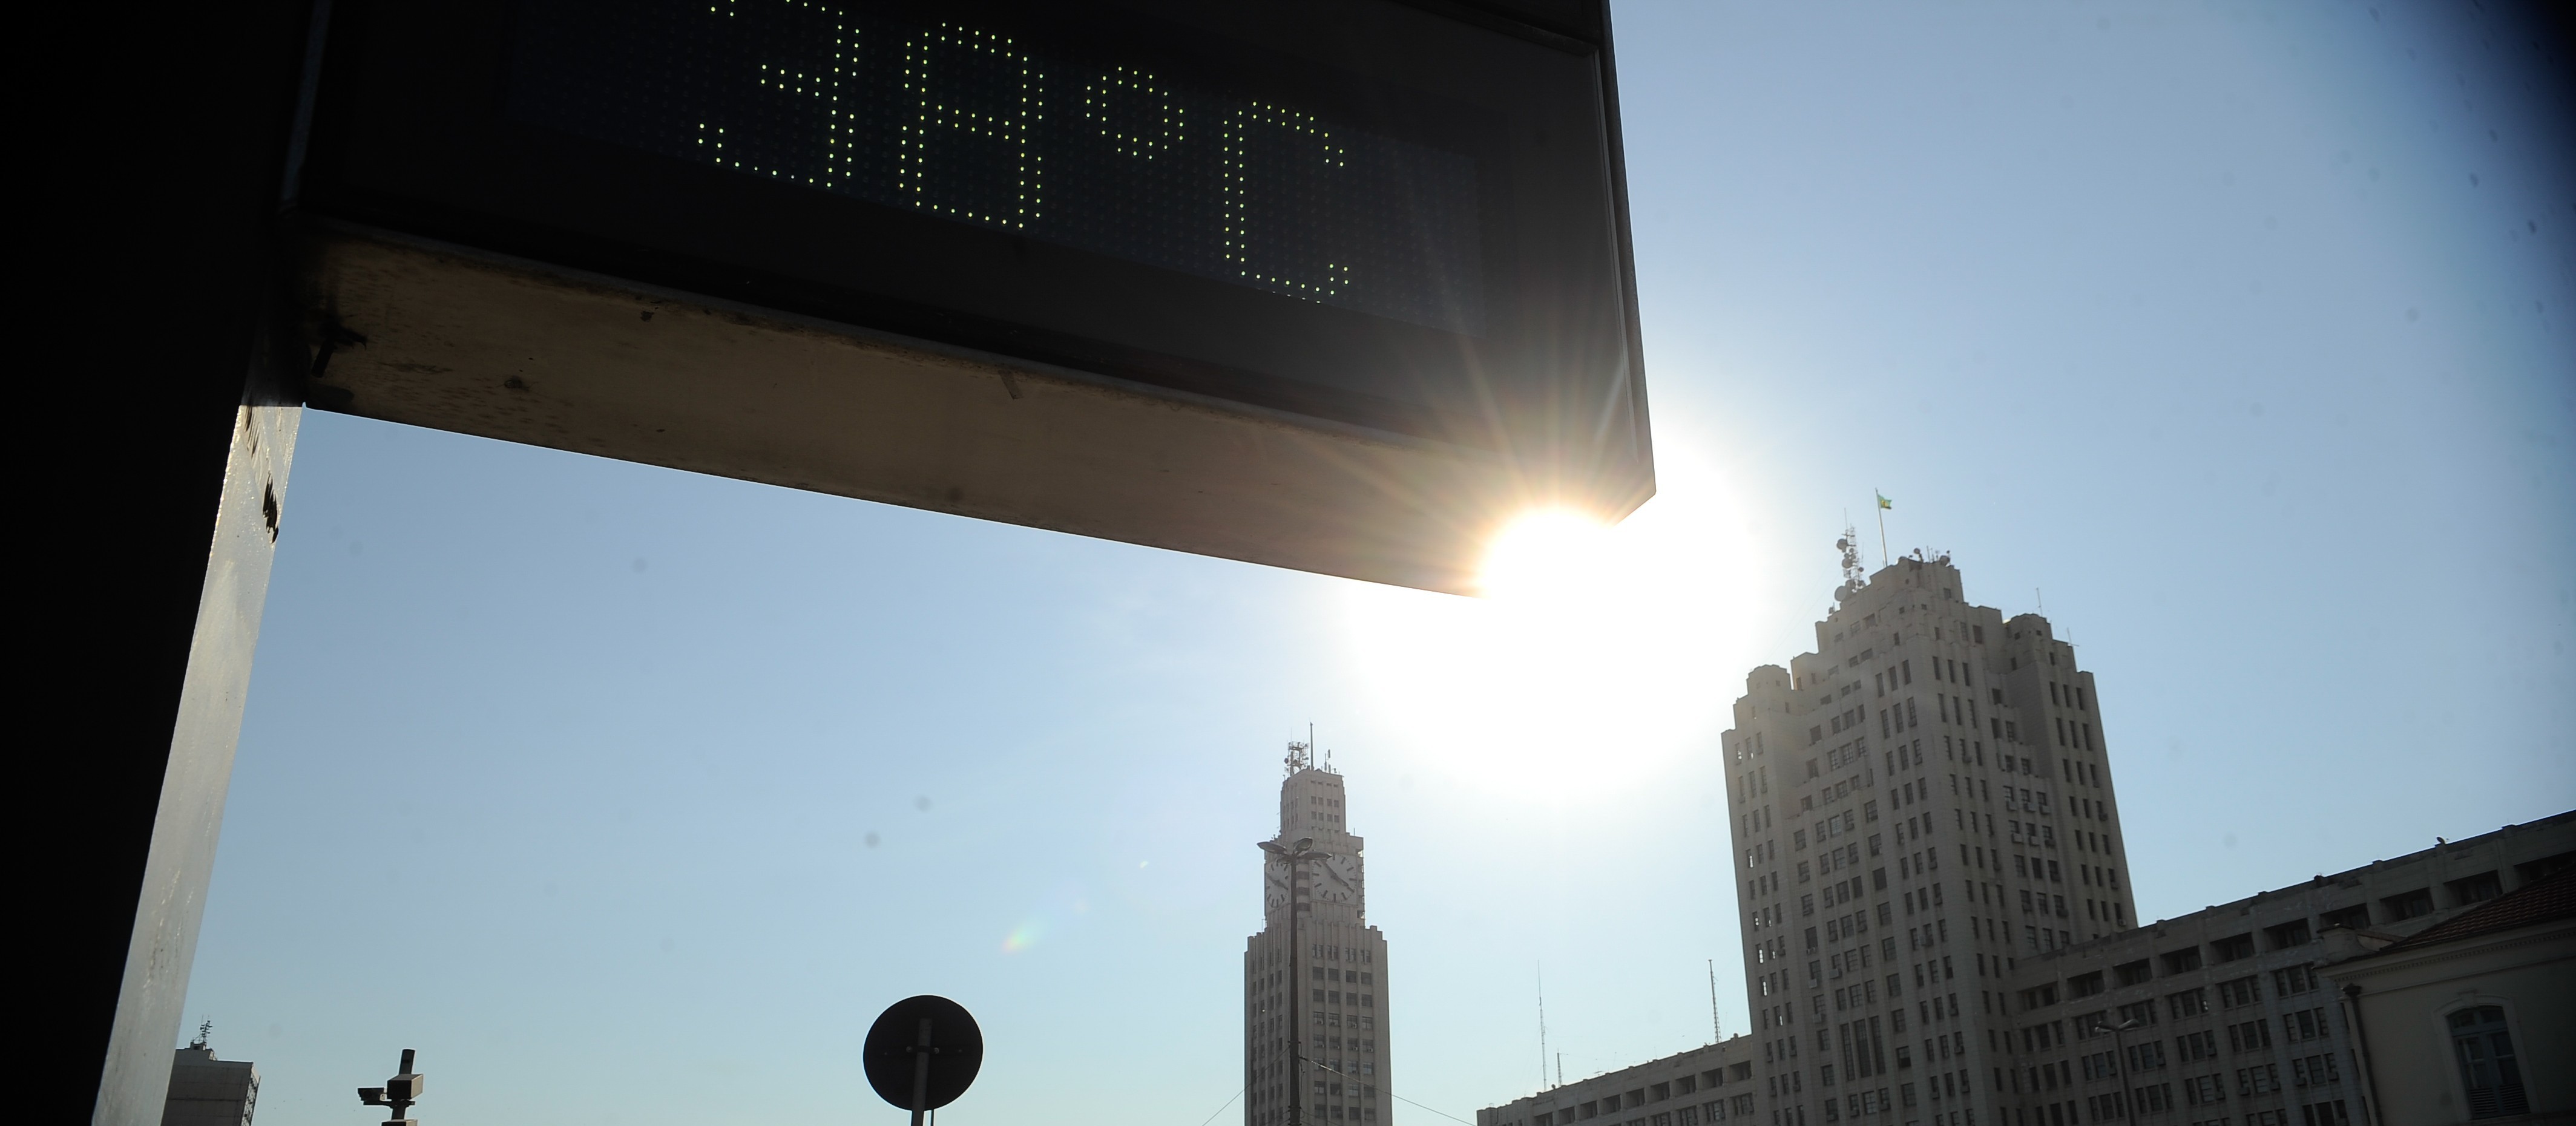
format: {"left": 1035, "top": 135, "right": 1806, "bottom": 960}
{"left": 1082, "top": 65, "right": 1181, "bottom": 160}
{"left": 1223, "top": 102, "right": 1349, "bottom": 301}
{"left": 694, "top": 0, "right": 852, "bottom": 185}
{"left": 900, "top": 24, "right": 1044, "bottom": 227}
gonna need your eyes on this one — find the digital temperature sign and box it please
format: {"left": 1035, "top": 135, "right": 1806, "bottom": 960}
{"left": 511, "top": 0, "right": 1491, "bottom": 335}
{"left": 295, "top": 0, "right": 1650, "bottom": 592}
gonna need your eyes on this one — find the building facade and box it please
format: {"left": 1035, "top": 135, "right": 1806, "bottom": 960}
{"left": 1479, "top": 1039, "right": 1763, "bottom": 1126}
{"left": 162, "top": 1032, "right": 258, "bottom": 1126}
{"left": 1719, "top": 552, "right": 2132, "bottom": 1126}
{"left": 2319, "top": 862, "right": 2575, "bottom": 1126}
{"left": 1990, "top": 814, "right": 2571, "bottom": 1126}
{"left": 1479, "top": 552, "right": 2575, "bottom": 1126}
{"left": 1249, "top": 741, "right": 1393, "bottom": 1126}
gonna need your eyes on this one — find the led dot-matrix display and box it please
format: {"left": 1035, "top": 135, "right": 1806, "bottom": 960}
{"left": 511, "top": 0, "right": 1488, "bottom": 333}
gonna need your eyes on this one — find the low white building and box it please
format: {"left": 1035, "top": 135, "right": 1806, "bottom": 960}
{"left": 2320, "top": 867, "right": 2574, "bottom": 1126}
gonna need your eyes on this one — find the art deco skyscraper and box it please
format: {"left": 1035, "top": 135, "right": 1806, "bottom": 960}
{"left": 1247, "top": 741, "right": 1392, "bottom": 1126}
{"left": 1722, "top": 550, "right": 2137, "bottom": 1126}
{"left": 1479, "top": 547, "right": 2571, "bottom": 1126}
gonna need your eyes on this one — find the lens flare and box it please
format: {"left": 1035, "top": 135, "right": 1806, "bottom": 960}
{"left": 999, "top": 880, "right": 1092, "bottom": 954}
{"left": 1340, "top": 446, "right": 1767, "bottom": 800}
{"left": 1478, "top": 509, "right": 1615, "bottom": 602}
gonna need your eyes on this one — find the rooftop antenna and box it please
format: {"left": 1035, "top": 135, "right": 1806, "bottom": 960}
{"left": 191, "top": 1018, "right": 212, "bottom": 1051}
{"left": 1556, "top": 1052, "right": 1564, "bottom": 1088}
{"left": 1537, "top": 964, "right": 1549, "bottom": 1091}
{"left": 1835, "top": 523, "right": 1866, "bottom": 603}
{"left": 1707, "top": 961, "right": 1723, "bottom": 1043}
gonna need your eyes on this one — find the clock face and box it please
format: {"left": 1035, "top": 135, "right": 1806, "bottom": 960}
{"left": 1264, "top": 857, "right": 1292, "bottom": 917}
{"left": 1320, "top": 854, "right": 1362, "bottom": 902}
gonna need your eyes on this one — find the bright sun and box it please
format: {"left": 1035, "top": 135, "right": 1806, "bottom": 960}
{"left": 1477, "top": 509, "right": 1617, "bottom": 602}
{"left": 1338, "top": 448, "right": 1773, "bottom": 800}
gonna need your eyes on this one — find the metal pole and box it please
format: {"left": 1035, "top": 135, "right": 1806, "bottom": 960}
{"left": 1287, "top": 857, "right": 1302, "bottom": 1126}
{"left": 2111, "top": 1024, "right": 2125, "bottom": 1119}
{"left": 1709, "top": 960, "right": 1723, "bottom": 1044}
{"left": 911, "top": 1016, "right": 932, "bottom": 1126}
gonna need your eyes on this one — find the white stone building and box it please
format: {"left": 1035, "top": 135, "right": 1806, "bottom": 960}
{"left": 1249, "top": 742, "right": 1392, "bottom": 1126}
{"left": 1479, "top": 552, "right": 2574, "bottom": 1126}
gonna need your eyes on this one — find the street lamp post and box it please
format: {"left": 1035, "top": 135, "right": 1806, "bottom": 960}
{"left": 2111, "top": 1019, "right": 2146, "bottom": 1120}
{"left": 1261, "top": 836, "right": 1330, "bottom": 1126}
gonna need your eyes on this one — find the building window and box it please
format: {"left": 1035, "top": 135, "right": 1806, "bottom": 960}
{"left": 2449, "top": 1006, "right": 2529, "bottom": 1119}
{"left": 2166, "top": 990, "right": 2205, "bottom": 1020}
{"left": 2282, "top": 1009, "right": 2330, "bottom": 1044}
{"left": 2318, "top": 905, "right": 2368, "bottom": 932}
{"left": 2264, "top": 920, "right": 2312, "bottom": 949}
{"left": 2126, "top": 1041, "right": 2167, "bottom": 1072}
{"left": 2298, "top": 1102, "right": 2347, "bottom": 1126}
{"left": 2444, "top": 871, "right": 2502, "bottom": 906}
{"left": 2381, "top": 888, "right": 2434, "bottom": 920}
{"left": 2216, "top": 977, "right": 2260, "bottom": 1009}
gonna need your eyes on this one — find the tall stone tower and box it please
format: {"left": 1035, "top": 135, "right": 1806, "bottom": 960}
{"left": 1722, "top": 550, "right": 2137, "bottom": 1126}
{"left": 1247, "top": 741, "right": 1392, "bottom": 1126}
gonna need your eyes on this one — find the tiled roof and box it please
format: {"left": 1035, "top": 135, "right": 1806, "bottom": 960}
{"left": 2381, "top": 866, "right": 2576, "bottom": 953}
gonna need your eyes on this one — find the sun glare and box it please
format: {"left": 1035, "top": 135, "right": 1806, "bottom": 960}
{"left": 1339, "top": 447, "right": 1773, "bottom": 802}
{"left": 1478, "top": 509, "right": 1615, "bottom": 602}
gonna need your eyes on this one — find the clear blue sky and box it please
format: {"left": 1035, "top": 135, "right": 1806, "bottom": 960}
{"left": 185, "top": 4, "right": 2571, "bottom": 1125}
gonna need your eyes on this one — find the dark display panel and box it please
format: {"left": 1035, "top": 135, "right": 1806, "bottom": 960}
{"left": 513, "top": 0, "right": 1487, "bottom": 333}
{"left": 303, "top": 0, "right": 1643, "bottom": 454}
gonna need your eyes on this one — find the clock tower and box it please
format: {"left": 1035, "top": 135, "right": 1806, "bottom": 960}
{"left": 1246, "top": 741, "right": 1391, "bottom": 1126}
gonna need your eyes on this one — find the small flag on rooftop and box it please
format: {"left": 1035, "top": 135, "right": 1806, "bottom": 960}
{"left": 1873, "top": 491, "right": 1892, "bottom": 565}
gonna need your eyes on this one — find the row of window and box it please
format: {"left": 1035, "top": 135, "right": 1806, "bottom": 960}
{"left": 1252, "top": 966, "right": 1376, "bottom": 993}
{"left": 2078, "top": 1088, "right": 2347, "bottom": 1125}
{"left": 2058, "top": 1001, "right": 2331, "bottom": 1052}
{"left": 2047, "top": 680, "right": 2089, "bottom": 713}
{"left": 1250, "top": 1100, "right": 1376, "bottom": 1122}
{"left": 2058, "top": 870, "right": 2531, "bottom": 995}
{"left": 2054, "top": 718, "right": 2096, "bottom": 753}
{"left": 1536, "top": 1077, "right": 1760, "bottom": 1125}
{"left": 2074, "top": 964, "right": 2302, "bottom": 1010}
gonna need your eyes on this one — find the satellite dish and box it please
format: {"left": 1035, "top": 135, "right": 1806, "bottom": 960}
{"left": 863, "top": 996, "right": 983, "bottom": 1121}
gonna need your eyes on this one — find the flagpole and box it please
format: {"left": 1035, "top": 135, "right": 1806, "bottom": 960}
{"left": 1875, "top": 491, "right": 1888, "bottom": 566}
